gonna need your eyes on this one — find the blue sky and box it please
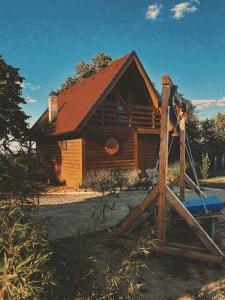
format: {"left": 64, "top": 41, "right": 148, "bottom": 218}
{"left": 0, "top": 0, "right": 225, "bottom": 124}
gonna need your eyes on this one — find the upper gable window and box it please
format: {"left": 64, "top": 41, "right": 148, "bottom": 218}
{"left": 116, "top": 100, "right": 128, "bottom": 123}
{"left": 117, "top": 102, "right": 127, "bottom": 113}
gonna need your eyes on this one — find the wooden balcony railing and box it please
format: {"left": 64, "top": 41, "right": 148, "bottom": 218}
{"left": 130, "top": 105, "right": 160, "bottom": 129}
{"left": 91, "top": 102, "right": 160, "bottom": 129}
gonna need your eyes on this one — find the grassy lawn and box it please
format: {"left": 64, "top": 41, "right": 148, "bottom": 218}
{"left": 200, "top": 171, "right": 225, "bottom": 189}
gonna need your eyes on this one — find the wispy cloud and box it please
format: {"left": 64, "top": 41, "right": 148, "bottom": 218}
{"left": 192, "top": 97, "right": 225, "bottom": 109}
{"left": 25, "top": 96, "right": 37, "bottom": 104}
{"left": 146, "top": 4, "right": 162, "bottom": 21}
{"left": 22, "top": 82, "right": 41, "bottom": 91}
{"left": 171, "top": 1, "right": 200, "bottom": 20}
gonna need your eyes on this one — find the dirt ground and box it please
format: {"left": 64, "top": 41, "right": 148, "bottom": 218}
{"left": 38, "top": 186, "right": 225, "bottom": 241}
{"left": 89, "top": 231, "right": 225, "bottom": 300}
{"left": 38, "top": 186, "right": 225, "bottom": 299}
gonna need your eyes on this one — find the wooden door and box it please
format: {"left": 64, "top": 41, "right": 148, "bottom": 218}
{"left": 138, "top": 134, "right": 159, "bottom": 170}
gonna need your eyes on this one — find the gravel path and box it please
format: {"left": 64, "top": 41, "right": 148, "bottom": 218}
{"left": 37, "top": 187, "right": 225, "bottom": 240}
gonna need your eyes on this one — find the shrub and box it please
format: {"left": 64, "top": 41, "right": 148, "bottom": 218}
{"left": 123, "top": 169, "right": 142, "bottom": 189}
{"left": 200, "top": 153, "right": 211, "bottom": 179}
{"left": 82, "top": 169, "right": 118, "bottom": 193}
{"left": 82, "top": 169, "right": 145, "bottom": 192}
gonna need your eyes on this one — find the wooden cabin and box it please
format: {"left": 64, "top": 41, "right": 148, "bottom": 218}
{"left": 32, "top": 51, "right": 176, "bottom": 187}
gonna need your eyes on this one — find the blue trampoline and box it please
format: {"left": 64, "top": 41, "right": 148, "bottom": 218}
{"left": 183, "top": 196, "right": 224, "bottom": 214}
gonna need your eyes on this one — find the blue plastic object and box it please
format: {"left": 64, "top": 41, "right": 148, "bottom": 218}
{"left": 183, "top": 196, "right": 224, "bottom": 214}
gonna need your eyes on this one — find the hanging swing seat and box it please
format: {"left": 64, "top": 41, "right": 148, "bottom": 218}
{"left": 183, "top": 196, "right": 224, "bottom": 214}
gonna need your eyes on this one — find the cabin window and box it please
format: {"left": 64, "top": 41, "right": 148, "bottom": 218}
{"left": 62, "top": 140, "right": 67, "bottom": 150}
{"left": 105, "top": 138, "right": 119, "bottom": 155}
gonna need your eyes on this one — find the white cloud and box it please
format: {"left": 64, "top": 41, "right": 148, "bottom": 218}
{"left": 25, "top": 96, "right": 37, "bottom": 104}
{"left": 217, "top": 97, "right": 225, "bottom": 107}
{"left": 22, "top": 82, "right": 41, "bottom": 91}
{"left": 146, "top": 4, "right": 162, "bottom": 21}
{"left": 191, "top": 97, "right": 225, "bottom": 109}
{"left": 171, "top": 1, "right": 199, "bottom": 20}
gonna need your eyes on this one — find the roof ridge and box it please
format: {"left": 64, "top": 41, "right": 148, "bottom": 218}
{"left": 32, "top": 50, "right": 140, "bottom": 137}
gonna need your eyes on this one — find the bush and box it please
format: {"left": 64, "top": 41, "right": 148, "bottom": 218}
{"left": 123, "top": 169, "right": 142, "bottom": 189}
{"left": 82, "top": 169, "right": 145, "bottom": 192}
{"left": 0, "top": 150, "right": 41, "bottom": 201}
{"left": 82, "top": 169, "right": 118, "bottom": 193}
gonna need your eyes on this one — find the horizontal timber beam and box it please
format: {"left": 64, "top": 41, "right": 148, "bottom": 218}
{"left": 155, "top": 245, "right": 224, "bottom": 264}
{"left": 137, "top": 128, "right": 160, "bottom": 135}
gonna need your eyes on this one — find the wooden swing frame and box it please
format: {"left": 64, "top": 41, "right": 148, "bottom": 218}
{"left": 113, "top": 75, "right": 225, "bottom": 265}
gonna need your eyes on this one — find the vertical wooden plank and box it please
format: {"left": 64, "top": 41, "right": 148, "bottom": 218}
{"left": 179, "top": 113, "right": 186, "bottom": 200}
{"left": 82, "top": 138, "right": 86, "bottom": 184}
{"left": 158, "top": 76, "right": 171, "bottom": 246}
{"left": 79, "top": 139, "right": 83, "bottom": 184}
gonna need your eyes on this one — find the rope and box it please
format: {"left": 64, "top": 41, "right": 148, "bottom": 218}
{"left": 170, "top": 104, "right": 208, "bottom": 214}
{"left": 168, "top": 105, "right": 179, "bottom": 155}
{"left": 185, "top": 133, "right": 208, "bottom": 213}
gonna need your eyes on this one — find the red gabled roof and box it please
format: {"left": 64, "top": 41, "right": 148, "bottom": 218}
{"left": 32, "top": 51, "right": 158, "bottom": 137}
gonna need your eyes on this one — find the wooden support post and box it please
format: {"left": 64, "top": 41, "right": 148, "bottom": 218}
{"left": 158, "top": 76, "right": 171, "bottom": 246}
{"left": 179, "top": 112, "right": 186, "bottom": 200}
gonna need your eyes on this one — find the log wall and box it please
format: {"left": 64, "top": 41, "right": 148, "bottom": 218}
{"left": 83, "top": 126, "right": 136, "bottom": 171}
{"left": 36, "top": 138, "right": 83, "bottom": 187}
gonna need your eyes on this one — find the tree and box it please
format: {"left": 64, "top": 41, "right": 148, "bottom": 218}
{"left": 60, "top": 76, "right": 79, "bottom": 91}
{"left": 176, "top": 95, "right": 202, "bottom": 161}
{"left": 214, "top": 113, "right": 225, "bottom": 143}
{"left": 201, "top": 118, "right": 216, "bottom": 154}
{"left": 201, "top": 113, "right": 225, "bottom": 170}
{"left": 92, "top": 52, "right": 112, "bottom": 71}
{"left": 0, "top": 55, "right": 29, "bottom": 150}
{"left": 58, "top": 52, "right": 113, "bottom": 93}
{"left": 0, "top": 55, "right": 55, "bottom": 299}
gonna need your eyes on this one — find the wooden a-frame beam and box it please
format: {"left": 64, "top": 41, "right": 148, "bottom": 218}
{"left": 112, "top": 74, "right": 224, "bottom": 265}
{"left": 113, "top": 186, "right": 158, "bottom": 237}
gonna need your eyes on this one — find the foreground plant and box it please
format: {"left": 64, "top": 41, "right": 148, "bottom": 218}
{"left": 0, "top": 202, "right": 55, "bottom": 300}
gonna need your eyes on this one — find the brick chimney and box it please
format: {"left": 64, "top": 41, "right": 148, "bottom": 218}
{"left": 48, "top": 95, "right": 58, "bottom": 122}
